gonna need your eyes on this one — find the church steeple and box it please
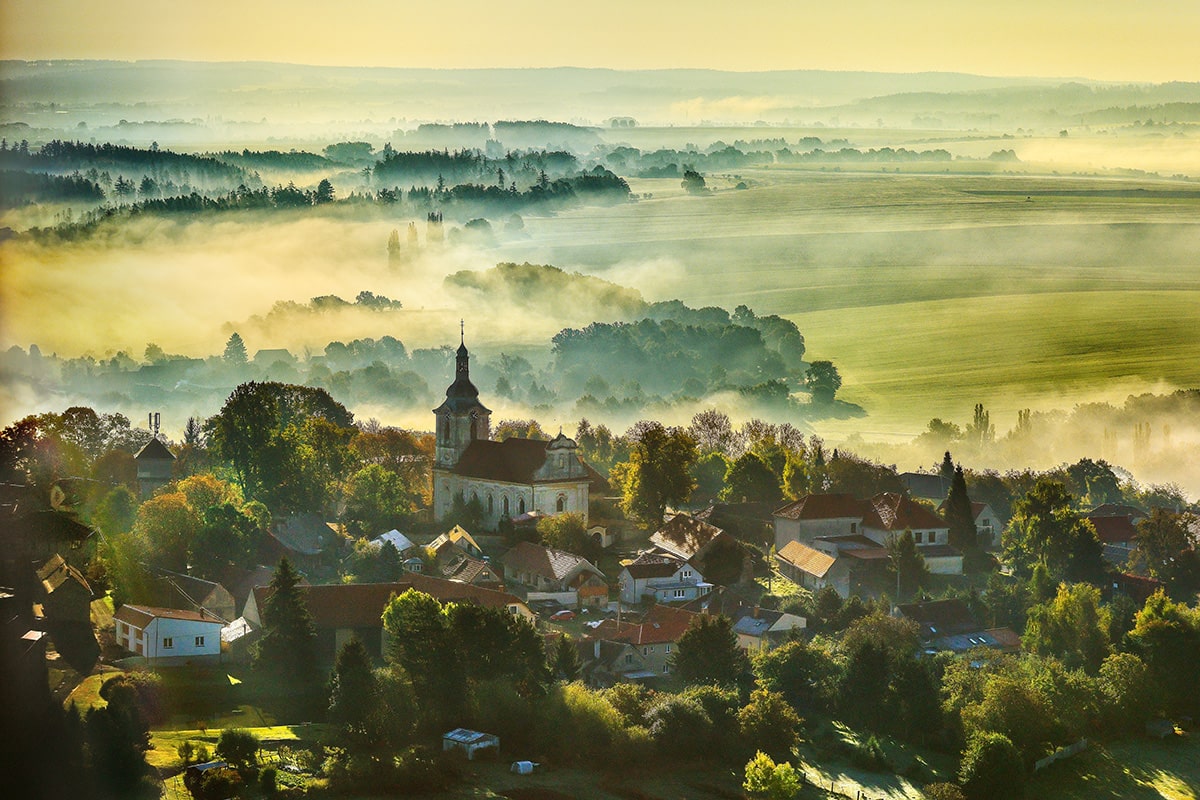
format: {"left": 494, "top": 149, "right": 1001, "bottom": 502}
{"left": 433, "top": 324, "right": 491, "bottom": 469}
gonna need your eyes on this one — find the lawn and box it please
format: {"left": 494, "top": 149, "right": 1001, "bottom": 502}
{"left": 1026, "top": 735, "right": 1200, "bottom": 800}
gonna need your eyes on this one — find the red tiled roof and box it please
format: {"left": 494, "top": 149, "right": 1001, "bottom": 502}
{"left": 1088, "top": 515, "right": 1137, "bottom": 544}
{"left": 651, "top": 514, "right": 725, "bottom": 560}
{"left": 776, "top": 541, "right": 837, "bottom": 578}
{"left": 609, "top": 605, "right": 699, "bottom": 646}
{"left": 866, "top": 493, "right": 948, "bottom": 532}
{"left": 773, "top": 493, "right": 863, "bottom": 521}
{"left": 114, "top": 604, "right": 224, "bottom": 629}
{"left": 452, "top": 438, "right": 557, "bottom": 484}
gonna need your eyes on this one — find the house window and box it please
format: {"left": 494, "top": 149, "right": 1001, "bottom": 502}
{"left": 556, "top": 495, "right": 566, "bottom": 513}
{"left": 162, "top": 637, "right": 174, "bottom": 649}
{"left": 682, "top": 569, "right": 692, "bottom": 578}
{"left": 674, "top": 589, "right": 686, "bottom": 598}
{"left": 195, "top": 636, "right": 205, "bottom": 647}
{"left": 850, "top": 522, "right": 857, "bottom": 533}
{"left": 643, "top": 646, "right": 649, "bottom": 655}
{"left": 666, "top": 644, "right": 671, "bottom": 653}
{"left": 625, "top": 654, "right": 633, "bottom": 664}
{"left": 914, "top": 531, "right": 923, "bottom": 543}
{"left": 662, "top": 665, "right": 669, "bottom": 673}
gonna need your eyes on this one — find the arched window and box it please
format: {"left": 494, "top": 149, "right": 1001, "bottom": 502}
{"left": 556, "top": 495, "right": 566, "bottom": 513}
{"left": 519, "top": 497, "right": 526, "bottom": 515}
{"left": 503, "top": 496, "right": 510, "bottom": 516}
{"left": 487, "top": 494, "right": 494, "bottom": 514}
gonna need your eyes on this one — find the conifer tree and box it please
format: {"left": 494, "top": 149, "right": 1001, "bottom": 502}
{"left": 944, "top": 465, "right": 978, "bottom": 553}
{"left": 252, "top": 557, "right": 320, "bottom": 694}
{"left": 223, "top": 332, "right": 248, "bottom": 365}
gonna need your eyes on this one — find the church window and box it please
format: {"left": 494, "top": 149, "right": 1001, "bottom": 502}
{"left": 556, "top": 495, "right": 566, "bottom": 513}
{"left": 519, "top": 498, "right": 526, "bottom": 515}
{"left": 503, "top": 496, "right": 510, "bottom": 516}
{"left": 488, "top": 495, "right": 494, "bottom": 514}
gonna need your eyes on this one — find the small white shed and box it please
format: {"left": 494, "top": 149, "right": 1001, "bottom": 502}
{"left": 442, "top": 728, "right": 499, "bottom": 760}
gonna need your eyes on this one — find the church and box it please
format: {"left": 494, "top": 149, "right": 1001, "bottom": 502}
{"left": 432, "top": 333, "right": 593, "bottom": 528}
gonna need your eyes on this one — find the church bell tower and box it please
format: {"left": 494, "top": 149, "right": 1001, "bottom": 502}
{"left": 432, "top": 323, "right": 491, "bottom": 469}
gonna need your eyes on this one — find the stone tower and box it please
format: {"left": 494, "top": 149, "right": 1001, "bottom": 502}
{"left": 432, "top": 325, "right": 491, "bottom": 470}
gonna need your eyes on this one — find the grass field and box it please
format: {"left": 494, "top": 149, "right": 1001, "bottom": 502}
{"left": 1026, "top": 735, "right": 1200, "bottom": 800}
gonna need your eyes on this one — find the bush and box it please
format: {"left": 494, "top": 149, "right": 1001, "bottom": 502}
{"left": 259, "top": 766, "right": 277, "bottom": 795}
{"left": 850, "top": 734, "right": 891, "bottom": 772}
{"left": 959, "top": 732, "right": 1024, "bottom": 800}
{"left": 215, "top": 727, "right": 260, "bottom": 769}
{"left": 737, "top": 689, "right": 803, "bottom": 761}
{"left": 924, "top": 783, "right": 967, "bottom": 800}
{"left": 189, "top": 766, "right": 243, "bottom": 800}
{"left": 647, "top": 694, "right": 714, "bottom": 757}
{"left": 743, "top": 751, "right": 803, "bottom": 799}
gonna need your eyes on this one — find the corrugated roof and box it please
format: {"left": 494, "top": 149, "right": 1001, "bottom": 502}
{"left": 776, "top": 541, "right": 837, "bottom": 578}
{"left": 623, "top": 552, "right": 684, "bottom": 579}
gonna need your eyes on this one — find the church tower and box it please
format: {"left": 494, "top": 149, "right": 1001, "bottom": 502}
{"left": 433, "top": 324, "right": 491, "bottom": 470}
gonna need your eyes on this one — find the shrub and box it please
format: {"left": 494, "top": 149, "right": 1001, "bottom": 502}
{"left": 743, "top": 751, "right": 803, "bottom": 799}
{"left": 959, "top": 732, "right": 1024, "bottom": 800}
{"left": 850, "top": 734, "right": 891, "bottom": 772}
{"left": 215, "top": 727, "right": 260, "bottom": 769}
{"left": 924, "top": 783, "right": 967, "bottom": 800}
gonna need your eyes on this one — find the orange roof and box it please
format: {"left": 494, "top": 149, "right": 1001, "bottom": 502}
{"left": 776, "top": 541, "right": 837, "bottom": 578}
{"left": 865, "top": 493, "right": 948, "bottom": 532}
{"left": 774, "top": 493, "right": 863, "bottom": 521}
{"left": 609, "top": 604, "right": 699, "bottom": 646}
{"left": 1087, "top": 515, "right": 1137, "bottom": 544}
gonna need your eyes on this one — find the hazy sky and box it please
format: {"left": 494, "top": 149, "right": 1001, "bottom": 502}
{"left": 2, "top": 0, "right": 1197, "bottom": 81}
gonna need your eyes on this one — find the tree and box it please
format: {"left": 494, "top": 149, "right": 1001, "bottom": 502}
{"left": 737, "top": 689, "right": 803, "bottom": 761}
{"left": 965, "top": 403, "right": 994, "bottom": 447}
{"left": 329, "top": 637, "right": 377, "bottom": 745}
{"left": 342, "top": 464, "right": 415, "bottom": 536}
{"left": 205, "top": 381, "right": 355, "bottom": 511}
{"left": 671, "top": 614, "right": 751, "bottom": 686}
{"left": 314, "top": 178, "right": 335, "bottom": 204}
{"left": 886, "top": 530, "right": 930, "bottom": 601}
{"left": 944, "top": 465, "right": 978, "bottom": 553}
{"left": 722, "top": 451, "right": 782, "bottom": 503}
{"left": 743, "top": 751, "right": 802, "bottom": 800}
{"left": 752, "top": 638, "right": 835, "bottom": 713}
{"left": 804, "top": 361, "right": 841, "bottom": 403}
{"left": 131, "top": 492, "right": 200, "bottom": 571}
{"left": 381, "top": 589, "right": 464, "bottom": 722}
{"left": 94, "top": 485, "right": 138, "bottom": 535}
{"left": 691, "top": 451, "right": 730, "bottom": 504}
{"left": 537, "top": 512, "right": 596, "bottom": 561}
{"left": 190, "top": 502, "right": 260, "bottom": 579}
{"left": 215, "top": 728, "right": 260, "bottom": 769}
{"left": 1125, "top": 590, "right": 1200, "bottom": 715}
{"left": 1002, "top": 478, "right": 1105, "bottom": 583}
{"left": 681, "top": 168, "right": 708, "bottom": 195}
{"left": 1021, "top": 582, "right": 1111, "bottom": 672}
{"left": 958, "top": 732, "right": 1024, "bottom": 800}
{"left": 614, "top": 422, "right": 698, "bottom": 526}
{"left": 223, "top": 332, "right": 248, "bottom": 365}
{"left": 838, "top": 613, "right": 923, "bottom": 733}
{"left": 550, "top": 634, "right": 582, "bottom": 682}
{"left": 252, "top": 558, "right": 320, "bottom": 695}
{"left": 1097, "top": 652, "right": 1161, "bottom": 732}
{"left": 1130, "top": 509, "right": 1200, "bottom": 598}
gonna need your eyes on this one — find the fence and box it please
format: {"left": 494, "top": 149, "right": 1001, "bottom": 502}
{"left": 1034, "top": 738, "right": 1088, "bottom": 771}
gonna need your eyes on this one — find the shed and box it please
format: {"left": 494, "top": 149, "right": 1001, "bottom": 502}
{"left": 442, "top": 727, "right": 499, "bottom": 760}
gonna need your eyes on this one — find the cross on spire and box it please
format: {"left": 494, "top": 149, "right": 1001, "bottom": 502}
{"left": 460, "top": 319, "right": 465, "bottom": 346}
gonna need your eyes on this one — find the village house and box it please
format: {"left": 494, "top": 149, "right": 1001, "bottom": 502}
{"left": 774, "top": 492, "right": 963, "bottom": 576}
{"left": 775, "top": 540, "right": 851, "bottom": 597}
{"left": 687, "top": 587, "right": 806, "bottom": 650}
{"left": 35, "top": 553, "right": 92, "bottom": 625}
{"left": 617, "top": 551, "right": 711, "bottom": 604}
{"left": 501, "top": 541, "right": 608, "bottom": 608}
{"left": 113, "top": 604, "right": 224, "bottom": 666}
{"left": 895, "top": 599, "right": 1020, "bottom": 655}
{"left": 585, "top": 604, "right": 699, "bottom": 682}
{"left": 149, "top": 566, "right": 237, "bottom": 622}
{"left": 244, "top": 574, "right": 534, "bottom": 662}
{"left": 431, "top": 336, "right": 597, "bottom": 527}
{"left": 938, "top": 499, "right": 1002, "bottom": 550}
{"left": 1086, "top": 512, "right": 1140, "bottom": 566}
{"left": 650, "top": 512, "right": 748, "bottom": 585}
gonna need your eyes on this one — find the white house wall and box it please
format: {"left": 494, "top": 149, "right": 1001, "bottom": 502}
{"left": 774, "top": 517, "right": 862, "bottom": 549}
